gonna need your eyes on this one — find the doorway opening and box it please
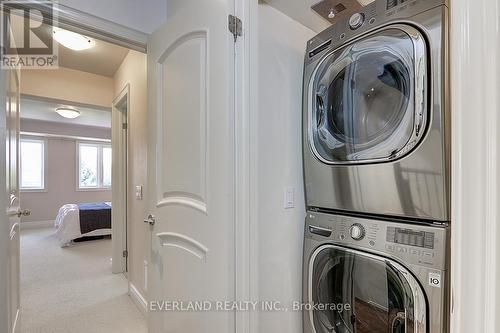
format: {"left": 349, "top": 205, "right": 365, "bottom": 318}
{"left": 8, "top": 5, "right": 148, "bottom": 332}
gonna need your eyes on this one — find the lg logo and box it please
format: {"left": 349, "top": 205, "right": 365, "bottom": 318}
{"left": 429, "top": 272, "right": 442, "bottom": 288}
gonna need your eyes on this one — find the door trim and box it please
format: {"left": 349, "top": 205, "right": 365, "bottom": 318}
{"left": 450, "top": 0, "right": 500, "bottom": 331}
{"left": 235, "top": 0, "right": 252, "bottom": 332}
{"left": 111, "top": 84, "right": 130, "bottom": 274}
{"left": 3, "top": 0, "right": 147, "bottom": 52}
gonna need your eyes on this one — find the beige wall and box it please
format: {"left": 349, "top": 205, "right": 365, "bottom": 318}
{"left": 113, "top": 50, "right": 149, "bottom": 299}
{"left": 20, "top": 121, "right": 112, "bottom": 223}
{"left": 21, "top": 67, "right": 114, "bottom": 108}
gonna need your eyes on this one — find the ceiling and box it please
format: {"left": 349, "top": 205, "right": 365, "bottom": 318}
{"left": 21, "top": 96, "right": 112, "bottom": 128}
{"left": 43, "top": 26, "right": 130, "bottom": 77}
{"left": 57, "top": 38, "right": 130, "bottom": 78}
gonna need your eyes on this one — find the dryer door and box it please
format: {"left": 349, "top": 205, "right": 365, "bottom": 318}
{"left": 309, "top": 25, "right": 427, "bottom": 164}
{"left": 308, "top": 245, "right": 426, "bottom": 333}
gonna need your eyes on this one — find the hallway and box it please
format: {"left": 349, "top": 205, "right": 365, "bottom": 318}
{"left": 20, "top": 228, "right": 147, "bottom": 333}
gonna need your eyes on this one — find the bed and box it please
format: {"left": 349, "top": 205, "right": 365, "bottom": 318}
{"left": 55, "top": 202, "right": 112, "bottom": 247}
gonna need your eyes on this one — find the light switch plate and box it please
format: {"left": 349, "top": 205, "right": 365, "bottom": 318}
{"left": 284, "top": 187, "right": 295, "bottom": 209}
{"left": 135, "top": 185, "right": 143, "bottom": 200}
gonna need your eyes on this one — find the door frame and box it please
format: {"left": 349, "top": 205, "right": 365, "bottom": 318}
{"left": 111, "top": 84, "right": 130, "bottom": 274}
{"left": 450, "top": 0, "right": 500, "bottom": 332}
{"left": 234, "top": 0, "right": 253, "bottom": 332}
{"left": 11, "top": 2, "right": 147, "bottom": 276}
{"left": 7, "top": 0, "right": 147, "bottom": 52}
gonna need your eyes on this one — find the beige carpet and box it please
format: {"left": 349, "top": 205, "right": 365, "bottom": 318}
{"left": 20, "top": 227, "right": 147, "bottom": 333}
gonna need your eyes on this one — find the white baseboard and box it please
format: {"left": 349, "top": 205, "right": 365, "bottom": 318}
{"left": 129, "top": 282, "right": 148, "bottom": 316}
{"left": 20, "top": 220, "right": 54, "bottom": 230}
{"left": 12, "top": 309, "right": 19, "bottom": 333}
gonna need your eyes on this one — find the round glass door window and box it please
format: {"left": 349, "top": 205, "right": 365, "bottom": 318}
{"left": 309, "top": 245, "right": 426, "bottom": 333}
{"left": 309, "top": 26, "right": 427, "bottom": 163}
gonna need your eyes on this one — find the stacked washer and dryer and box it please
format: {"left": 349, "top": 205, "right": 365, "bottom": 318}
{"left": 302, "top": 0, "right": 450, "bottom": 332}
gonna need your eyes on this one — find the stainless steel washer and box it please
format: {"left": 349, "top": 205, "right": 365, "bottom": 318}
{"left": 303, "top": 212, "right": 449, "bottom": 333}
{"left": 303, "top": 0, "right": 450, "bottom": 221}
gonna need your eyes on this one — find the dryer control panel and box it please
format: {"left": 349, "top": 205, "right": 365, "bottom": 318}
{"left": 306, "top": 211, "right": 448, "bottom": 270}
{"left": 305, "top": 0, "right": 447, "bottom": 65}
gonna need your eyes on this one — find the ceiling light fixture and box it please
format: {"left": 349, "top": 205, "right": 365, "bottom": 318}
{"left": 55, "top": 107, "right": 81, "bottom": 119}
{"left": 53, "top": 28, "right": 95, "bottom": 51}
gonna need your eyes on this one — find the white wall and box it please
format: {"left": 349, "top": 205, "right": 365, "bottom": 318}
{"left": 58, "top": 0, "right": 167, "bottom": 34}
{"left": 253, "top": 4, "right": 314, "bottom": 333}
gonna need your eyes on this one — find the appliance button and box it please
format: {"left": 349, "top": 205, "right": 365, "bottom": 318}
{"left": 349, "top": 223, "right": 366, "bottom": 240}
{"left": 349, "top": 13, "right": 365, "bottom": 29}
{"left": 396, "top": 246, "right": 408, "bottom": 253}
{"left": 410, "top": 249, "right": 421, "bottom": 256}
{"left": 340, "top": 234, "right": 346, "bottom": 240}
{"left": 386, "top": 0, "right": 398, "bottom": 9}
{"left": 369, "top": 17, "right": 376, "bottom": 25}
{"left": 422, "top": 251, "right": 435, "bottom": 258}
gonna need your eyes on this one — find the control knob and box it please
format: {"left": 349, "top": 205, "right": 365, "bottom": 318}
{"left": 349, "top": 13, "right": 365, "bottom": 29}
{"left": 350, "top": 223, "right": 366, "bottom": 240}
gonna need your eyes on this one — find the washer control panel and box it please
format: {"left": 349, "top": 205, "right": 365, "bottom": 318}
{"left": 306, "top": 212, "right": 448, "bottom": 270}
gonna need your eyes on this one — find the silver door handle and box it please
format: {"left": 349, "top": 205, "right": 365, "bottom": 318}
{"left": 144, "top": 214, "right": 156, "bottom": 226}
{"left": 8, "top": 208, "right": 31, "bottom": 218}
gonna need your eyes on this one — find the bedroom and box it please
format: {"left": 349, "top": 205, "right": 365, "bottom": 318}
{"left": 15, "top": 23, "right": 149, "bottom": 332}
{"left": 21, "top": 98, "right": 113, "bottom": 246}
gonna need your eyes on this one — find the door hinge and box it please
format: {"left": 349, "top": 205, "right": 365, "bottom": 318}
{"left": 228, "top": 15, "right": 242, "bottom": 42}
{"left": 122, "top": 123, "right": 128, "bottom": 130}
{"left": 123, "top": 250, "right": 128, "bottom": 258}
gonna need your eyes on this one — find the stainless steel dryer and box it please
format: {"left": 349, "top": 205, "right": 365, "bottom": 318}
{"left": 303, "top": 212, "right": 449, "bottom": 333}
{"left": 303, "top": 0, "right": 450, "bottom": 221}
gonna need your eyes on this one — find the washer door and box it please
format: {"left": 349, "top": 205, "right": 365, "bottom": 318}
{"left": 309, "top": 245, "right": 426, "bottom": 333}
{"left": 309, "top": 25, "right": 427, "bottom": 164}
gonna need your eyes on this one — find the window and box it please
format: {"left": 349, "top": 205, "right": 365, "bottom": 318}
{"left": 20, "top": 138, "right": 46, "bottom": 191}
{"left": 78, "top": 142, "right": 112, "bottom": 189}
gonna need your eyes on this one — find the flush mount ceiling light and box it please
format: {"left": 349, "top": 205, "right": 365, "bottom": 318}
{"left": 53, "top": 28, "right": 95, "bottom": 51}
{"left": 55, "top": 107, "right": 81, "bottom": 119}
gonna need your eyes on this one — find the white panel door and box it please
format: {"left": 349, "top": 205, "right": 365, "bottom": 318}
{"left": 0, "top": 64, "right": 21, "bottom": 333}
{"left": 147, "top": 1, "right": 235, "bottom": 332}
{"left": 7, "top": 67, "right": 21, "bottom": 333}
